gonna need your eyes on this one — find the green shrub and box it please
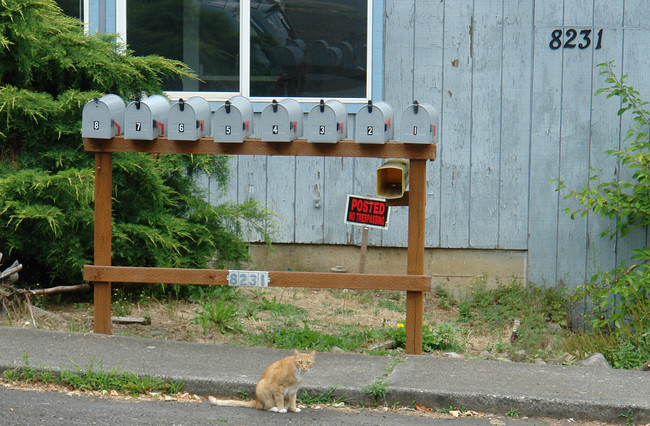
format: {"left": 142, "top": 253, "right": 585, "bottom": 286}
{"left": 0, "top": 0, "right": 273, "bottom": 289}
{"left": 554, "top": 61, "right": 650, "bottom": 368}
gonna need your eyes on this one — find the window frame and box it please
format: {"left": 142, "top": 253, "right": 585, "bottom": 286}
{"left": 102, "top": 0, "right": 381, "bottom": 104}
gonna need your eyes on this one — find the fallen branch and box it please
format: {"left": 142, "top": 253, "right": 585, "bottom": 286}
{"left": 26, "top": 284, "right": 91, "bottom": 296}
{"left": 0, "top": 260, "right": 22, "bottom": 283}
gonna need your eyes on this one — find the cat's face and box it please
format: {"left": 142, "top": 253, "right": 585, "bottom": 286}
{"left": 293, "top": 350, "right": 316, "bottom": 371}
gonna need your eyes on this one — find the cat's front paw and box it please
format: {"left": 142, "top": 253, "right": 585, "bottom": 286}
{"left": 269, "top": 407, "right": 279, "bottom": 412}
{"left": 279, "top": 408, "right": 287, "bottom": 413}
{"left": 293, "top": 407, "right": 301, "bottom": 413}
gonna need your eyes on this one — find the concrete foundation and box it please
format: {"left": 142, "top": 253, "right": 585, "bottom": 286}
{"left": 247, "top": 243, "right": 527, "bottom": 296}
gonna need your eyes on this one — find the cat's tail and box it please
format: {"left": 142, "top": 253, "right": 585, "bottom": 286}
{"left": 208, "top": 395, "right": 257, "bottom": 408}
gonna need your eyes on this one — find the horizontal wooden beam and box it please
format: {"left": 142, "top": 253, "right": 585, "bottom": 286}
{"left": 84, "top": 136, "right": 436, "bottom": 160}
{"left": 84, "top": 265, "right": 431, "bottom": 292}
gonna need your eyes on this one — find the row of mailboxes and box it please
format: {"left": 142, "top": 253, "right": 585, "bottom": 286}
{"left": 82, "top": 95, "right": 439, "bottom": 144}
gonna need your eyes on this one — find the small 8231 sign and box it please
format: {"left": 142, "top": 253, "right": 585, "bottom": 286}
{"left": 345, "top": 194, "right": 390, "bottom": 230}
{"left": 227, "top": 270, "right": 270, "bottom": 288}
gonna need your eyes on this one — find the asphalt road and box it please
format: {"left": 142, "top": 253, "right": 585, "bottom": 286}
{"left": 0, "top": 387, "right": 563, "bottom": 426}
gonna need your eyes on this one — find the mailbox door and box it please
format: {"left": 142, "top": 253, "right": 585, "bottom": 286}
{"left": 401, "top": 111, "right": 431, "bottom": 144}
{"left": 261, "top": 107, "right": 293, "bottom": 142}
{"left": 308, "top": 107, "right": 338, "bottom": 143}
{"left": 214, "top": 107, "right": 247, "bottom": 142}
{"left": 168, "top": 104, "right": 198, "bottom": 141}
{"left": 82, "top": 102, "right": 113, "bottom": 139}
{"left": 400, "top": 103, "right": 438, "bottom": 144}
{"left": 355, "top": 110, "right": 387, "bottom": 144}
{"left": 125, "top": 103, "right": 155, "bottom": 140}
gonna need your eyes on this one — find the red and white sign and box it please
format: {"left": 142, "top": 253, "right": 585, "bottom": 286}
{"left": 344, "top": 195, "right": 390, "bottom": 230}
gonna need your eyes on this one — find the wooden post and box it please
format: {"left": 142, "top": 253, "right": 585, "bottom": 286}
{"left": 358, "top": 226, "right": 369, "bottom": 273}
{"left": 406, "top": 159, "right": 426, "bottom": 354}
{"left": 84, "top": 137, "right": 436, "bottom": 344}
{"left": 93, "top": 152, "right": 113, "bottom": 334}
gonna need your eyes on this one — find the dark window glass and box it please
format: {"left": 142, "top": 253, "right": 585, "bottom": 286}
{"left": 58, "top": 0, "right": 83, "bottom": 20}
{"left": 250, "top": 0, "right": 367, "bottom": 97}
{"left": 125, "top": 0, "right": 367, "bottom": 97}
{"left": 126, "top": 0, "right": 240, "bottom": 92}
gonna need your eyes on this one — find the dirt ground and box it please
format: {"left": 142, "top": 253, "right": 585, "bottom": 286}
{"left": 2, "top": 286, "right": 505, "bottom": 356}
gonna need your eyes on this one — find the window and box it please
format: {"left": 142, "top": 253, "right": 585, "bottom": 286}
{"left": 118, "top": 0, "right": 374, "bottom": 101}
{"left": 58, "top": 0, "right": 84, "bottom": 20}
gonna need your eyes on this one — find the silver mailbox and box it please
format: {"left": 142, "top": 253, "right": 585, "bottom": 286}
{"left": 307, "top": 99, "right": 347, "bottom": 143}
{"left": 81, "top": 94, "right": 125, "bottom": 139}
{"left": 168, "top": 96, "right": 211, "bottom": 141}
{"left": 260, "top": 99, "right": 303, "bottom": 142}
{"left": 213, "top": 96, "right": 253, "bottom": 143}
{"left": 354, "top": 100, "right": 393, "bottom": 144}
{"left": 124, "top": 94, "right": 169, "bottom": 140}
{"left": 400, "top": 101, "right": 439, "bottom": 144}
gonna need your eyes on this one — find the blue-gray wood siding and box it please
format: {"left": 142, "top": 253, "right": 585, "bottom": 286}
{"left": 212, "top": 0, "right": 650, "bottom": 289}
{"left": 89, "top": 0, "right": 650, "bottom": 288}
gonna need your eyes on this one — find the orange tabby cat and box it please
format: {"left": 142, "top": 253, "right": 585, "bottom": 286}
{"left": 209, "top": 349, "right": 316, "bottom": 413}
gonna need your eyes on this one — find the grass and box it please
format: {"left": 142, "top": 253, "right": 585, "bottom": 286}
{"left": 297, "top": 386, "right": 350, "bottom": 406}
{"left": 2, "top": 353, "right": 184, "bottom": 396}
{"left": 8, "top": 276, "right": 647, "bottom": 370}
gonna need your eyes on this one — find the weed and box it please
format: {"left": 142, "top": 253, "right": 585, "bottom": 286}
{"left": 619, "top": 408, "right": 635, "bottom": 426}
{"left": 297, "top": 387, "right": 350, "bottom": 405}
{"left": 3, "top": 354, "right": 183, "bottom": 396}
{"left": 563, "top": 327, "right": 650, "bottom": 370}
{"left": 436, "top": 405, "right": 466, "bottom": 414}
{"left": 362, "top": 357, "right": 401, "bottom": 406}
{"left": 506, "top": 407, "right": 520, "bottom": 418}
{"left": 192, "top": 300, "right": 244, "bottom": 334}
{"left": 363, "top": 379, "right": 388, "bottom": 406}
{"left": 458, "top": 281, "right": 568, "bottom": 358}
{"left": 432, "top": 285, "right": 456, "bottom": 310}
{"left": 188, "top": 285, "right": 240, "bottom": 303}
{"left": 247, "top": 323, "right": 384, "bottom": 352}
{"left": 254, "top": 296, "right": 307, "bottom": 318}
{"left": 377, "top": 299, "right": 405, "bottom": 313}
{"left": 236, "top": 390, "right": 250, "bottom": 400}
{"left": 389, "top": 322, "right": 462, "bottom": 353}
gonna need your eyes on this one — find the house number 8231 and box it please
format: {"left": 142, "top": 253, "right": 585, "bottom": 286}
{"left": 549, "top": 28, "right": 603, "bottom": 50}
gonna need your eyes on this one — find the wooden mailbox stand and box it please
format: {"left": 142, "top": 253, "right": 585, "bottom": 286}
{"left": 84, "top": 136, "right": 436, "bottom": 354}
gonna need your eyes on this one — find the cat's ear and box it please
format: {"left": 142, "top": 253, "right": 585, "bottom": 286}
{"left": 293, "top": 349, "right": 300, "bottom": 356}
{"left": 309, "top": 350, "right": 316, "bottom": 358}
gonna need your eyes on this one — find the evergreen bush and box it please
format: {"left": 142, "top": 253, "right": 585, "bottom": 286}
{"left": 0, "top": 0, "right": 273, "bottom": 289}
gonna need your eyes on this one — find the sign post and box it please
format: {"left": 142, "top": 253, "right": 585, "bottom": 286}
{"left": 344, "top": 194, "right": 390, "bottom": 274}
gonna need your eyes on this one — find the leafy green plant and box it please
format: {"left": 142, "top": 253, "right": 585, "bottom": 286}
{"left": 389, "top": 322, "right": 462, "bottom": 353}
{"left": 553, "top": 61, "right": 650, "bottom": 369}
{"left": 192, "top": 300, "right": 244, "bottom": 334}
{"left": 555, "top": 61, "right": 650, "bottom": 330}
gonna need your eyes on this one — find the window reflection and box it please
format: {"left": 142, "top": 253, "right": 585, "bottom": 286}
{"left": 126, "top": 0, "right": 367, "bottom": 97}
{"left": 127, "top": 0, "right": 240, "bottom": 92}
{"left": 250, "top": 0, "right": 367, "bottom": 97}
